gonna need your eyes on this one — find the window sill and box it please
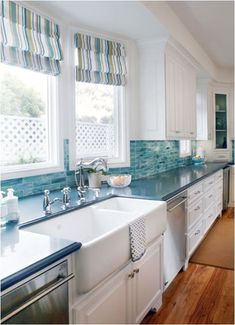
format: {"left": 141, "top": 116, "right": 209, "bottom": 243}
{"left": 1, "top": 163, "right": 64, "bottom": 181}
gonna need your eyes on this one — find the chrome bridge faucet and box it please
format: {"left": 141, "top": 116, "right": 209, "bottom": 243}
{"left": 75, "top": 158, "right": 107, "bottom": 203}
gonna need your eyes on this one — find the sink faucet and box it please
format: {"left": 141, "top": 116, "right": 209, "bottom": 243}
{"left": 43, "top": 190, "right": 61, "bottom": 215}
{"left": 75, "top": 158, "right": 107, "bottom": 203}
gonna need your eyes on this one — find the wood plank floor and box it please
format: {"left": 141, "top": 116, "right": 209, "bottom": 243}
{"left": 142, "top": 208, "right": 234, "bottom": 324}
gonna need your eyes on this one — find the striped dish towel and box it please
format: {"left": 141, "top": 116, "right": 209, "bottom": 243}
{"left": 129, "top": 217, "right": 146, "bottom": 262}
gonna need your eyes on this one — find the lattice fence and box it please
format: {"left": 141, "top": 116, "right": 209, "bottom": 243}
{"left": 75, "top": 121, "right": 115, "bottom": 158}
{"left": 0, "top": 115, "right": 48, "bottom": 166}
{"left": 0, "top": 115, "right": 115, "bottom": 166}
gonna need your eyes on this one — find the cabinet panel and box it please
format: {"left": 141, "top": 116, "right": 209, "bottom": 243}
{"left": 187, "top": 219, "right": 204, "bottom": 257}
{"left": 133, "top": 238, "right": 163, "bottom": 324}
{"left": 73, "top": 264, "right": 132, "bottom": 324}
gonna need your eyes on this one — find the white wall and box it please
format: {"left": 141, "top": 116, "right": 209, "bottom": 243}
{"left": 143, "top": 1, "right": 234, "bottom": 84}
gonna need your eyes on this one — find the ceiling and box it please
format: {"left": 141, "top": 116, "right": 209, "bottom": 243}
{"left": 167, "top": 1, "right": 234, "bottom": 69}
{"left": 31, "top": 1, "right": 168, "bottom": 40}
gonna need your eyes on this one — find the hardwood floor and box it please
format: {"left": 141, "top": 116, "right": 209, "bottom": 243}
{"left": 143, "top": 208, "right": 234, "bottom": 324}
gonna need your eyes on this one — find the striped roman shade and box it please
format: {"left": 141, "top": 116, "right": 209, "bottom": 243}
{"left": 75, "top": 33, "right": 127, "bottom": 86}
{"left": 0, "top": 0, "right": 63, "bottom": 75}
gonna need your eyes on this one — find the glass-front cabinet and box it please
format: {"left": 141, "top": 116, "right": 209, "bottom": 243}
{"left": 215, "top": 93, "right": 228, "bottom": 149}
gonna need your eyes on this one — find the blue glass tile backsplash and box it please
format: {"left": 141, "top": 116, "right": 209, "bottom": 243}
{"left": 1, "top": 139, "right": 193, "bottom": 198}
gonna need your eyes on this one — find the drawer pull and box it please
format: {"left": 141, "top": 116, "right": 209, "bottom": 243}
{"left": 194, "top": 230, "right": 200, "bottom": 235}
{"left": 194, "top": 206, "right": 201, "bottom": 211}
{"left": 209, "top": 182, "right": 213, "bottom": 185}
{"left": 133, "top": 268, "right": 140, "bottom": 274}
{"left": 194, "top": 190, "right": 201, "bottom": 195}
{"left": 209, "top": 194, "right": 213, "bottom": 198}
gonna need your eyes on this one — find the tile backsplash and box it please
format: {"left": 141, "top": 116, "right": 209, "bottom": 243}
{"left": 1, "top": 139, "right": 193, "bottom": 198}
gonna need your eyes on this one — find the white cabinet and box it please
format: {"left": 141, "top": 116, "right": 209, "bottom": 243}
{"left": 73, "top": 263, "right": 133, "bottom": 324}
{"left": 73, "top": 236, "right": 164, "bottom": 324}
{"left": 132, "top": 237, "right": 163, "bottom": 324}
{"left": 185, "top": 170, "right": 223, "bottom": 267}
{"left": 196, "top": 79, "right": 213, "bottom": 140}
{"left": 166, "top": 48, "right": 196, "bottom": 139}
{"left": 138, "top": 40, "right": 197, "bottom": 140}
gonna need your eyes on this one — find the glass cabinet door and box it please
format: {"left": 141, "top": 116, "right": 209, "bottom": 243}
{"left": 215, "top": 93, "right": 227, "bottom": 149}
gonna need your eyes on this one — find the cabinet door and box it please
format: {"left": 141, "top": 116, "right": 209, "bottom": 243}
{"left": 184, "top": 68, "right": 196, "bottom": 139}
{"left": 166, "top": 54, "right": 179, "bottom": 138}
{"left": 73, "top": 264, "right": 132, "bottom": 324}
{"left": 132, "top": 237, "right": 163, "bottom": 324}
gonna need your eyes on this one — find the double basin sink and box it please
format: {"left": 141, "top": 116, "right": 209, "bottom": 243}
{"left": 22, "top": 197, "right": 167, "bottom": 293}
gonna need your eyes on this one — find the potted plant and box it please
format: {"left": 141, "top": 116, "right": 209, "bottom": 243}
{"left": 86, "top": 166, "right": 106, "bottom": 188}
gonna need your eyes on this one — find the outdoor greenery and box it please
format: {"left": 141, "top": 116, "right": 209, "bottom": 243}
{"left": 76, "top": 82, "right": 114, "bottom": 124}
{"left": 0, "top": 71, "right": 45, "bottom": 117}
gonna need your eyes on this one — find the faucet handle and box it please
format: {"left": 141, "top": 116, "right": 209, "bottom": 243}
{"left": 44, "top": 189, "right": 50, "bottom": 196}
{"left": 61, "top": 187, "right": 71, "bottom": 194}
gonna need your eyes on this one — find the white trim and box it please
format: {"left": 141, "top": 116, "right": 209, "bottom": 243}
{"left": 1, "top": 70, "right": 64, "bottom": 180}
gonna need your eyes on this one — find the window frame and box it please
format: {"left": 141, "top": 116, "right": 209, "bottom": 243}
{"left": 179, "top": 140, "right": 192, "bottom": 158}
{"left": 1, "top": 69, "right": 64, "bottom": 181}
{"left": 69, "top": 27, "right": 130, "bottom": 170}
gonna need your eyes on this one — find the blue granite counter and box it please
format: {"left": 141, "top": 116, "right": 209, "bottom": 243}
{"left": 1, "top": 162, "right": 228, "bottom": 291}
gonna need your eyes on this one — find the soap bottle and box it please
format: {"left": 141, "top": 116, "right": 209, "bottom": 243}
{"left": 6, "top": 188, "right": 19, "bottom": 223}
{"left": 0, "top": 191, "right": 8, "bottom": 227}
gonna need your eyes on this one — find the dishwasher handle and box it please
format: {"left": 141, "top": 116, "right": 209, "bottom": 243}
{"left": 167, "top": 197, "right": 187, "bottom": 212}
{"left": 1, "top": 273, "right": 74, "bottom": 323}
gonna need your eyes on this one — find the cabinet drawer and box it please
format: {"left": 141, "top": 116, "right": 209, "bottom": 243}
{"left": 203, "top": 175, "right": 214, "bottom": 192}
{"left": 187, "top": 198, "right": 203, "bottom": 231}
{"left": 187, "top": 183, "right": 203, "bottom": 204}
{"left": 204, "top": 206, "right": 215, "bottom": 234}
{"left": 187, "top": 219, "right": 204, "bottom": 257}
{"left": 204, "top": 189, "right": 214, "bottom": 208}
{"left": 214, "top": 170, "right": 223, "bottom": 183}
{"left": 215, "top": 181, "right": 223, "bottom": 196}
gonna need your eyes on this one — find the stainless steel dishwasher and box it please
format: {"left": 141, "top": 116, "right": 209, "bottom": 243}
{"left": 1, "top": 261, "right": 74, "bottom": 324}
{"left": 164, "top": 191, "right": 187, "bottom": 290}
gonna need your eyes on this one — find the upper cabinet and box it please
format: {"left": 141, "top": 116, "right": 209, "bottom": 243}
{"left": 196, "top": 79, "right": 213, "bottom": 140}
{"left": 138, "top": 40, "right": 197, "bottom": 140}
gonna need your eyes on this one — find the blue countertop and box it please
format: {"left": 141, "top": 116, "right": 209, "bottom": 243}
{"left": 1, "top": 162, "right": 228, "bottom": 291}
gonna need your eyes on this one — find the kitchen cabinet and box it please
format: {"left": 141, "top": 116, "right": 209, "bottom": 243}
{"left": 185, "top": 170, "right": 223, "bottom": 269}
{"left": 72, "top": 263, "right": 133, "bottom": 324}
{"left": 132, "top": 237, "right": 163, "bottom": 324}
{"left": 72, "top": 236, "right": 163, "bottom": 324}
{"left": 138, "top": 40, "right": 197, "bottom": 140}
{"left": 196, "top": 79, "right": 213, "bottom": 140}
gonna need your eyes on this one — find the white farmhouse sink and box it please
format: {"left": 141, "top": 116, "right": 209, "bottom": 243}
{"left": 23, "top": 197, "right": 166, "bottom": 294}
{"left": 94, "top": 197, "right": 167, "bottom": 244}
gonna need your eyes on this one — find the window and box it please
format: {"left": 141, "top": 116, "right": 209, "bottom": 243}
{"left": 75, "top": 82, "right": 125, "bottom": 162}
{"left": 0, "top": 64, "right": 61, "bottom": 178}
{"left": 179, "top": 140, "right": 191, "bottom": 157}
{"left": 74, "top": 33, "right": 129, "bottom": 167}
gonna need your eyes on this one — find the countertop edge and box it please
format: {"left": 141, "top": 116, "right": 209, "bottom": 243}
{"left": 1, "top": 242, "right": 81, "bottom": 292}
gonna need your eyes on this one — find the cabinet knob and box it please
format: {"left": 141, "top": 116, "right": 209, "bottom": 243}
{"left": 128, "top": 272, "right": 134, "bottom": 279}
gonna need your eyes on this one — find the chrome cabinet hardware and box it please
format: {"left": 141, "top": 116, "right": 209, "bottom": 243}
{"left": 194, "top": 206, "right": 201, "bottom": 211}
{"left": 209, "top": 194, "right": 213, "bottom": 198}
{"left": 194, "top": 190, "right": 201, "bottom": 195}
{"left": 194, "top": 230, "right": 200, "bottom": 236}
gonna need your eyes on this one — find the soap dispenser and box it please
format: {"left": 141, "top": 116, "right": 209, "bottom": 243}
{"left": 0, "top": 191, "right": 8, "bottom": 227}
{"left": 6, "top": 188, "right": 19, "bottom": 223}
